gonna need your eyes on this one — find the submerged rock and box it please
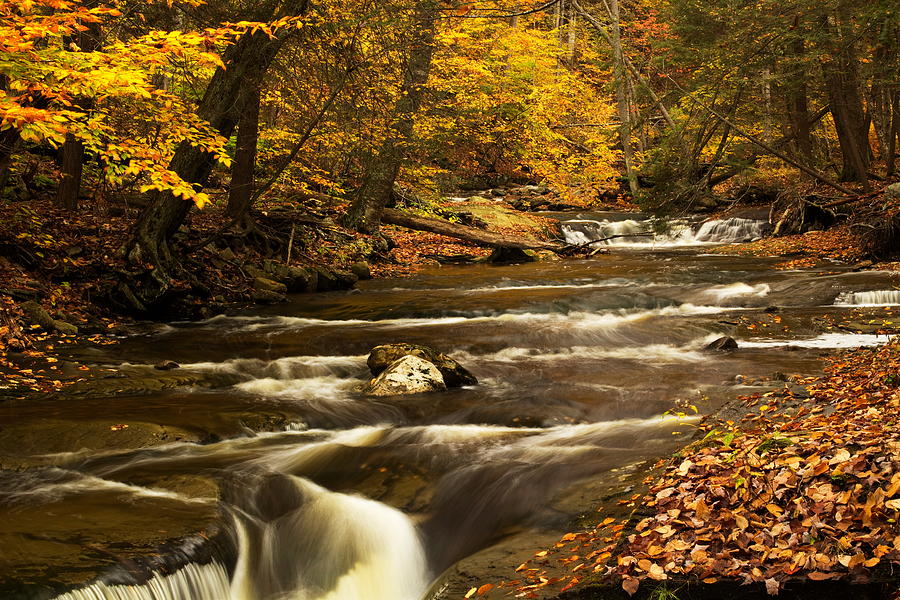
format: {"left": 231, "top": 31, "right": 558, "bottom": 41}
{"left": 704, "top": 336, "right": 739, "bottom": 352}
{"left": 252, "top": 289, "right": 286, "bottom": 304}
{"left": 367, "top": 343, "right": 477, "bottom": 387}
{"left": 363, "top": 355, "right": 447, "bottom": 396}
{"left": 154, "top": 360, "right": 180, "bottom": 371}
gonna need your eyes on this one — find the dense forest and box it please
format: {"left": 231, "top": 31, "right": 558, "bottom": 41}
{"left": 1, "top": 1, "right": 899, "bottom": 599}
{"left": 1, "top": 0, "right": 898, "bottom": 323}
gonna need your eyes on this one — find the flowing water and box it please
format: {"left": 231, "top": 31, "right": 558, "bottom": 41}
{"left": 2, "top": 215, "right": 899, "bottom": 599}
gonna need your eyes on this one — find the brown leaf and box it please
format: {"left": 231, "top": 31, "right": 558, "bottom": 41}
{"left": 621, "top": 577, "right": 640, "bottom": 596}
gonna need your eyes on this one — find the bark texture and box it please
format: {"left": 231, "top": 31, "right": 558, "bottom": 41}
{"left": 226, "top": 86, "right": 261, "bottom": 221}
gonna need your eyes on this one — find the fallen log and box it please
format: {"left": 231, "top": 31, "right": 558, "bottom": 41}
{"left": 381, "top": 208, "right": 563, "bottom": 251}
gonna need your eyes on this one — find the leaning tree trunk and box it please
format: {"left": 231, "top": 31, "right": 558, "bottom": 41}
{"left": 122, "top": 0, "right": 308, "bottom": 312}
{"left": 342, "top": 0, "right": 439, "bottom": 234}
{"left": 382, "top": 208, "right": 562, "bottom": 251}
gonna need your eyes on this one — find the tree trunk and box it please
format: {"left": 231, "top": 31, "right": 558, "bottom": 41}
{"left": 820, "top": 11, "right": 870, "bottom": 188}
{"left": 343, "top": 1, "right": 439, "bottom": 234}
{"left": 0, "top": 129, "right": 20, "bottom": 194}
{"left": 785, "top": 35, "right": 813, "bottom": 159}
{"left": 382, "top": 208, "right": 562, "bottom": 251}
{"left": 566, "top": 2, "right": 578, "bottom": 67}
{"left": 888, "top": 91, "right": 899, "bottom": 177}
{"left": 609, "top": 0, "right": 638, "bottom": 195}
{"left": 56, "top": 134, "right": 85, "bottom": 210}
{"left": 122, "top": 0, "right": 309, "bottom": 312}
{"left": 56, "top": 18, "right": 101, "bottom": 210}
{"left": 226, "top": 86, "right": 261, "bottom": 221}
{"left": 571, "top": 0, "right": 675, "bottom": 130}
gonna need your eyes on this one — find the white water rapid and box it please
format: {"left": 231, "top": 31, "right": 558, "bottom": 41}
{"left": 9, "top": 224, "right": 900, "bottom": 600}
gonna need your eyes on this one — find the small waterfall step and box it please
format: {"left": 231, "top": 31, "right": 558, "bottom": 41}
{"left": 560, "top": 216, "right": 771, "bottom": 246}
{"left": 835, "top": 290, "right": 900, "bottom": 306}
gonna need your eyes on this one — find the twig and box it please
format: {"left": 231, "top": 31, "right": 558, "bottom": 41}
{"left": 286, "top": 223, "right": 296, "bottom": 264}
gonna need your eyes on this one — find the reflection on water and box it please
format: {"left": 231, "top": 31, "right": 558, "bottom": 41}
{"left": 1, "top": 244, "right": 899, "bottom": 599}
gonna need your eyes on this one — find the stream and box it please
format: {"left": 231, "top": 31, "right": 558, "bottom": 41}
{"left": 2, "top": 213, "right": 899, "bottom": 599}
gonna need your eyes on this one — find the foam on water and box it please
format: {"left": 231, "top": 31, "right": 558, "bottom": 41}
{"left": 0, "top": 468, "right": 211, "bottom": 506}
{"left": 455, "top": 342, "right": 706, "bottom": 364}
{"left": 235, "top": 375, "right": 360, "bottom": 399}
{"left": 699, "top": 282, "right": 770, "bottom": 303}
{"left": 218, "top": 303, "right": 734, "bottom": 333}
{"left": 740, "top": 333, "right": 890, "bottom": 349}
{"left": 182, "top": 355, "right": 368, "bottom": 380}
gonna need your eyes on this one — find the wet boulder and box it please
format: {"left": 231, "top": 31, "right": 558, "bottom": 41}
{"left": 704, "top": 336, "right": 738, "bottom": 352}
{"left": 362, "top": 355, "right": 447, "bottom": 397}
{"left": 314, "top": 267, "right": 358, "bottom": 291}
{"left": 262, "top": 260, "right": 317, "bottom": 292}
{"left": 367, "top": 343, "right": 477, "bottom": 387}
{"left": 254, "top": 277, "right": 287, "bottom": 294}
{"left": 21, "top": 300, "right": 78, "bottom": 334}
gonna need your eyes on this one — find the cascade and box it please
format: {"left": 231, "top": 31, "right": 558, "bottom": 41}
{"left": 692, "top": 217, "right": 771, "bottom": 243}
{"left": 835, "top": 290, "right": 900, "bottom": 306}
{"left": 560, "top": 217, "right": 770, "bottom": 246}
{"left": 54, "top": 475, "right": 428, "bottom": 600}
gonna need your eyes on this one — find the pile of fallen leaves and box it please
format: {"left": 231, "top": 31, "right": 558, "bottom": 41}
{"left": 711, "top": 225, "right": 865, "bottom": 269}
{"left": 375, "top": 227, "right": 491, "bottom": 277}
{"left": 616, "top": 341, "right": 900, "bottom": 595}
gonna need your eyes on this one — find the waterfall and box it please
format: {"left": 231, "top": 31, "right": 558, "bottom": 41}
{"left": 692, "top": 218, "right": 771, "bottom": 243}
{"left": 53, "top": 562, "right": 231, "bottom": 600}
{"left": 53, "top": 475, "right": 429, "bottom": 600}
{"left": 560, "top": 217, "right": 769, "bottom": 246}
{"left": 560, "top": 219, "right": 651, "bottom": 245}
{"left": 835, "top": 290, "right": 900, "bottom": 306}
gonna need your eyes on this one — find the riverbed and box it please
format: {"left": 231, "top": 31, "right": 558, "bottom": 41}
{"left": 2, "top": 216, "right": 899, "bottom": 599}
